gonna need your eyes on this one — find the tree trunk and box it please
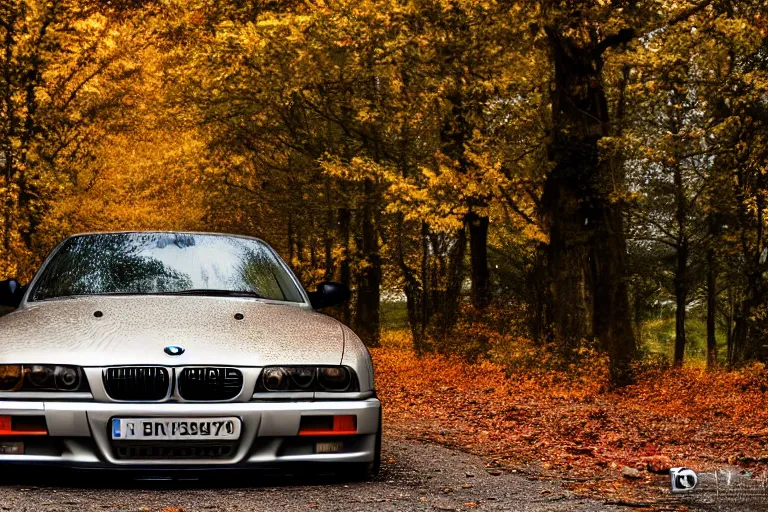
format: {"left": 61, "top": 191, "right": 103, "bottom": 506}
{"left": 633, "top": 285, "right": 644, "bottom": 341}
{"left": 706, "top": 246, "right": 718, "bottom": 367}
{"left": 731, "top": 168, "right": 767, "bottom": 363}
{"left": 528, "top": 246, "right": 548, "bottom": 342}
{"left": 467, "top": 210, "right": 491, "bottom": 309}
{"left": 732, "top": 269, "right": 766, "bottom": 362}
{"left": 543, "top": 28, "right": 637, "bottom": 384}
{"left": 309, "top": 217, "right": 317, "bottom": 269}
{"left": 395, "top": 215, "right": 426, "bottom": 352}
{"left": 337, "top": 207, "right": 352, "bottom": 325}
{"left": 673, "top": 245, "right": 688, "bottom": 366}
{"left": 732, "top": 302, "right": 749, "bottom": 362}
{"left": 425, "top": 227, "right": 466, "bottom": 338}
{"left": 287, "top": 214, "right": 295, "bottom": 264}
{"left": 591, "top": 194, "right": 637, "bottom": 382}
{"left": 726, "top": 289, "right": 735, "bottom": 365}
{"left": 324, "top": 203, "right": 334, "bottom": 281}
{"left": 295, "top": 227, "right": 304, "bottom": 265}
{"left": 2, "top": 149, "right": 13, "bottom": 255}
{"left": 443, "top": 86, "right": 491, "bottom": 313}
{"left": 442, "top": 226, "right": 466, "bottom": 333}
{"left": 1, "top": 10, "right": 18, "bottom": 257}
{"left": 420, "top": 221, "right": 430, "bottom": 346}
{"left": 673, "top": 161, "right": 688, "bottom": 367}
{"left": 542, "top": 169, "right": 591, "bottom": 345}
{"left": 354, "top": 179, "right": 381, "bottom": 347}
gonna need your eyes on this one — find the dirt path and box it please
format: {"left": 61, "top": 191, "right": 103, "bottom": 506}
{"left": 0, "top": 439, "right": 627, "bottom": 511}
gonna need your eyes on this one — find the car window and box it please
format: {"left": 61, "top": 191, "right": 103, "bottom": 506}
{"left": 29, "top": 233, "right": 304, "bottom": 303}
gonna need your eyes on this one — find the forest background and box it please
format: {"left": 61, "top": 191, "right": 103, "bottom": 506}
{"left": 2, "top": 0, "right": 768, "bottom": 501}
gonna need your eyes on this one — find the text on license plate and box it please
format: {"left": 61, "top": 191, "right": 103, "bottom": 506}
{"left": 111, "top": 417, "right": 242, "bottom": 441}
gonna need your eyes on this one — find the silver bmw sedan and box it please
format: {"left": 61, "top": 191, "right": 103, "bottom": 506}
{"left": 0, "top": 232, "right": 381, "bottom": 478}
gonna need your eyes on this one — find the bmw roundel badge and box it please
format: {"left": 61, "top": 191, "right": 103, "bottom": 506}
{"left": 164, "top": 345, "right": 185, "bottom": 356}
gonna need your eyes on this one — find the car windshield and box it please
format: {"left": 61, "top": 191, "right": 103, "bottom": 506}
{"left": 29, "top": 233, "right": 305, "bottom": 303}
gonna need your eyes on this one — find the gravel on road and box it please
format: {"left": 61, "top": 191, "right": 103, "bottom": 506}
{"left": 0, "top": 439, "right": 626, "bottom": 511}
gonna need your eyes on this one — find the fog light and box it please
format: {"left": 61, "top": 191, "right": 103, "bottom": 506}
{"left": 0, "top": 415, "right": 48, "bottom": 436}
{"left": 333, "top": 415, "right": 356, "bottom": 433}
{"left": 299, "top": 415, "right": 357, "bottom": 436}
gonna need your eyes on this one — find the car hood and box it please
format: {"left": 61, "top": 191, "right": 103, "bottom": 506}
{"left": 0, "top": 296, "right": 345, "bottom": 367}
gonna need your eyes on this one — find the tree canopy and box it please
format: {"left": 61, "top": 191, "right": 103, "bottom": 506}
{"left": 2, "top": 0, "right": 768, "bottom": 382}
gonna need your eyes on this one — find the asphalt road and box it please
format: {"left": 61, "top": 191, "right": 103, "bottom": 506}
{"left": 0, "top": 439, "right": 625, "bottom": 512}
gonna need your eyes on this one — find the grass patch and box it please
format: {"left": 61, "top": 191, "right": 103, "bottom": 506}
{"left": 380, "top": 299, "right": 409, "bottom": 331}
{"left": 641, "top": 314, "right": 729, "bottom": 366}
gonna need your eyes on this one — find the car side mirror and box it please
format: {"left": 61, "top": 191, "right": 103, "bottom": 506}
{"left": 0, "top": 279, "right": 24, "bottom": 309}
{"left": 308, "top": 281, "right": 350, "bottom": 310}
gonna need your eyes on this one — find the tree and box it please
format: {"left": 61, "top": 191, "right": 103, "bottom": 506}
{"left": 626, "top": 60, "right": 712, "bottom": 366}
{"left": 532, "top": 0, "right": 722, "bottom": 382}
{"left": 0, "top": 0, "right": 157, "bottom": 279}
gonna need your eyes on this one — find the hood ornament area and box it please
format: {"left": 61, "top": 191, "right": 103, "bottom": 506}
{"left": 164, "top": 346, "right": 185, "bottom": 356}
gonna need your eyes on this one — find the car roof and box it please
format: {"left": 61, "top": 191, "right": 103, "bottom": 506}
{"left": 65, "top": 231, "right": 269, "bottom": 245}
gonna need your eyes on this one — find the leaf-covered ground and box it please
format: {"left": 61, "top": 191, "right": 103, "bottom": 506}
{"left": 372, "top": 339, "right": 768, "bottom": 504}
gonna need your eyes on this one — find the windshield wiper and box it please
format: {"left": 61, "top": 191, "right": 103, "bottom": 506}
{"left": 155, "top": 289, "right": 264, "bottom": 298}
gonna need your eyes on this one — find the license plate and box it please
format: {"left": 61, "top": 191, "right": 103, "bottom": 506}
{"left": 316, "top": 441, "right": 343, "bottom": 453}
{"left": 0, "top": 442, "right": 23, "bottom": 454}
{"left": 111, "top": 417, "right": 241, "bottom": 441}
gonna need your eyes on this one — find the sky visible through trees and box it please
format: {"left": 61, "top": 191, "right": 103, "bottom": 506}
{"left": 1, "top": 0, "right": 767, "bottom": 384}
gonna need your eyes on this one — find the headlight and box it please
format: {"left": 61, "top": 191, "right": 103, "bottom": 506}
{"left": 262, "top": 367, "right": 288, "bottom": 391}
{"left": 289, "top": 367, "right": 315, "bottom": 389}
{"left": 27, "top": 365, "right": 54, "bottom": 388}
{"left": 54, "top": 366, "right": 81, "bottom": 390}
{"left": 318, "top": 366, "right": 352, "bottom": 391}
{"left": 256, "top": 366, "right": 358, "bottom": 392}
{"left": 0, "top": 364, "right": 88, "bottom": 392}
{"left": 0, "top": 365, "right": 23, "bottom": 391}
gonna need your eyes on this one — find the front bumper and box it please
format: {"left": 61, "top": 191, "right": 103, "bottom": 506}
{"left": 0, "top": 398, "right": 380, "bottom": 468}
